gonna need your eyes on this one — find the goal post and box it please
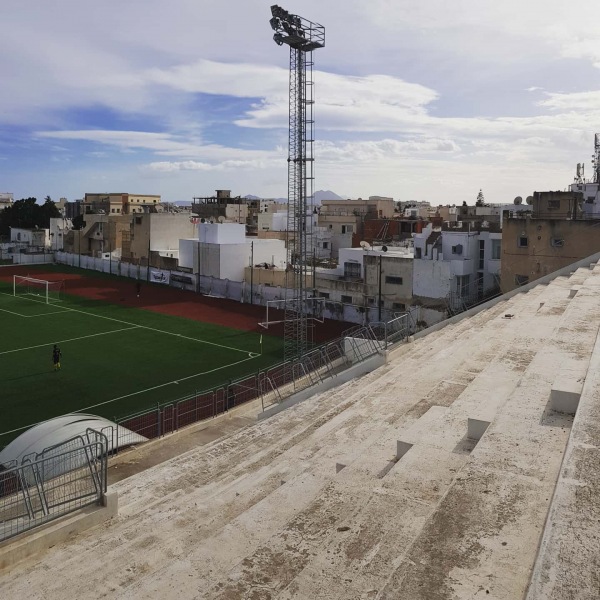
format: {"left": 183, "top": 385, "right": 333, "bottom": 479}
{"left": 13, "top": 276, "right": 65, "bottom": 304}
{"left": 258, "top": 297, "right": 325, "bottom": 329}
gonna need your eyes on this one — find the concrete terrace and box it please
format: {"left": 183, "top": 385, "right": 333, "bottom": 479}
{"left": 2, "top": 262, "right": 600, "bottom": 599}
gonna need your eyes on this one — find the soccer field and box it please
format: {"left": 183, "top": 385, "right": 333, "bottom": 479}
{"left": 0, "top": 275, "right": 283, "bottom": 447}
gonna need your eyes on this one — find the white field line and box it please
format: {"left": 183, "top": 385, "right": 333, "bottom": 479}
{"left": 0, "top": 326, "right": 141, "bottom": 355}
{"left": 0, "top": 306, "right": 71, "bottom": 318}
{"left": 0, "top": 354, "right": 259, "bottom": 437}
{"left": 0, "top": 291, "right": 253, "bottom": 355}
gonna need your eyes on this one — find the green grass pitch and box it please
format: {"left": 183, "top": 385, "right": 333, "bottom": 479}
{"left": 0, "top": 282, "right": 283, "bottom": 447}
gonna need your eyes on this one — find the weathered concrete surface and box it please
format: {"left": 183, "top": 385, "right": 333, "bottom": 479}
{"left": 0, "top": 491, "right": 118, "bottom": 572}
{"left": 0, "top": 262, "right": 599, "bottom": 599}
{"left": 527, "top": 274, "right": 600, "bottom": 600}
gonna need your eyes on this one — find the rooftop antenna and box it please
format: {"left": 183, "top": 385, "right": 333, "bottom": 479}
{"left": 269, "top": 4, "right": 325, "bottom": 361}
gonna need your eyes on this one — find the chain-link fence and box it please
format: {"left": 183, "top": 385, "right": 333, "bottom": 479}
{"left": 0, "top": 429, "right": 108, "bottom": 542}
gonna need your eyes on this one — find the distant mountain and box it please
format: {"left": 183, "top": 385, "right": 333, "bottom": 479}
{"left": 313, "top": 189, "right": 343, "bottom": 203}
{"left": 243, "top": 195, "right": 261, "bottom": 200}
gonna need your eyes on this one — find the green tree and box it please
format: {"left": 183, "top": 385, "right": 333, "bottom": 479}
{"left": 0, "top": 197, "right": 61, "bottom": 236}
{"left": 72, "top": 214, "right": 86, "bottom": 230}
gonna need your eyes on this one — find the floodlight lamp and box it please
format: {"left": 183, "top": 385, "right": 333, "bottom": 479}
{"left": 273, "top": 33, "right": 285, "bottom": 45}
{"left": 269, "top": 16, "right": 280, "bottom": 31}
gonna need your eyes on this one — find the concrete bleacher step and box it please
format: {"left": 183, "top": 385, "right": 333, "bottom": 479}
{"left": 110, "top": 266, "right": 599, "bottom": 598}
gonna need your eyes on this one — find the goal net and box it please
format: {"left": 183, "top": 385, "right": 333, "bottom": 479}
{"left": 258, "top": 297, "right": 325, "bottom": 329}
{"left": 13, "top": 276, "right": 65, "bottom": 304}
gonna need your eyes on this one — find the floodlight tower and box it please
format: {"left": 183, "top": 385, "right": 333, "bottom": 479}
{"left": 593, "top": 133, "right": 600, "bottom": 184}
{"left": 269, "top": 5, "right": 325, "bottom": 361}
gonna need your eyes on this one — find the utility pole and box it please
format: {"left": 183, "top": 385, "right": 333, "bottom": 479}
{"left": 250, "top": 241, "right": 254, "bottom": 305}
{"left": 378, "top": 254, "right": 382, "bottom": 321}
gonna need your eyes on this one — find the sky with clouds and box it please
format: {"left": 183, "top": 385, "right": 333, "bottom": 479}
{"left": 1, "top": 0, "right": 599, "bottom": 204}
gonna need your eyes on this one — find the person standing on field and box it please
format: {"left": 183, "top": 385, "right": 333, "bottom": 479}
{"left": 136, "top": 281, "right": 141, "bottom": 298}
{"left": 52, "top": 344, "right": 62, "bottom": 371}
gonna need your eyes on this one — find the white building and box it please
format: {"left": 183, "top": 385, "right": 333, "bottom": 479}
{"left": 570, "top": 180, "right": 600, "bottom": 218}
{"left": 412, "top": 223, "right": 501, "bottom": 323}
{"left": 179, "top": 223, "right": 286, "bottom": 281}
{"left": 9, "top": 227, "right": 50, "bottom": 249}
{"left": 0, "top": 192, "right": 14, "bottom": 211}
{"left": 49, "top": 217, "right": 73, "bottom": 251}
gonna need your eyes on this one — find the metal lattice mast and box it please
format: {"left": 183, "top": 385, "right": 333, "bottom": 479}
{"left": 269, "top": 5, "right": 325, "bottom": 361}
{"left": 593, "top": 133, "right": 600, "bottom": 184}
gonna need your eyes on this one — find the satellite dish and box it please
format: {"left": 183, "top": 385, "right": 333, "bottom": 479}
{"left": 514, "top": 196, "right": 523, "bottom": 205}
{"left": 526, "top": 196, "right": 534, "bottom": 205}
{"left": 381, "top": 245, "right": 388, "bottom": 252}
{"left": 359, "top": 241, "right": 372, "bottom": 250}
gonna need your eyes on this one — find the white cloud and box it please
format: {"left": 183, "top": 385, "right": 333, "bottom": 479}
{"left": 3, "top": 0, "right": 600, "bottom": 204}
{"left": 538, "top": 90, "right": 600, "bottom": 111}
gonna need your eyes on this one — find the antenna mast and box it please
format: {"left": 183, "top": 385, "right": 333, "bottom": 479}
{"left": 269, "top": 5, "right": 325, "bottom": 360}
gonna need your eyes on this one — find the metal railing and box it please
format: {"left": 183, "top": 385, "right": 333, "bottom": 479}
{"left": 110, "top": 320, "right": 406, "bottom": 449}
{"left": 0, "top": 429, "right": 108, "bottom": 542}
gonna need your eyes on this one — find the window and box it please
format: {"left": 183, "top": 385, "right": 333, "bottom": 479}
{"left": 319, "top": 292, "right": 330, "bottom": 299}
{"left": 518, "top": 236, "right": 528, "bottom": 248}
{"left": 478, "top": 239, "right": 485, "bottom": 270}
{"left": 367, "top": 297, "right": 375, "bottom": 305}
{"left": 550, "top": 238, "right": 564, "bottom": 248}
{"left": 322, "top": 242, "right": 329, "bottom": 249}
{"left": 341, "top": 225, "right": 353, "bottom": 234}
{"left": 547, "top": 199, "right": 560, "bottom": 209}
{"left": 515, "top": 274, "right": 529, "bottom": 286}
{"left": 135, "top": 217, "right": 142, "bottom": 225}
{"left": 491, "top": 239, "right": 501, "bottom": 259}
{"left": 343, "top": 262, "right": 361, "bottom": 279}
{"left": 415, "top": 247, "right": 422, "bottom": 259}
{"left": 341, "top": 295, "right": 352, "bottom": 304}
{"left": 451, "top": 244, "right": 463, "bottom": 255}
{"left": 392, "top": 302, "right": 406, "bottom": 311}
{"left": 385, "top": 276, "right": 403, "bottom": 285}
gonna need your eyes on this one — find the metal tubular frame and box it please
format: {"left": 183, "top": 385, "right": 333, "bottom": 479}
{"left": 270, "top": 5, "right": 325, "bottom": 362}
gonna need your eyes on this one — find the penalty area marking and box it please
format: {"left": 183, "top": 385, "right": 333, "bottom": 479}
{"left": 0, "top": 291, "right": 257, "bottom": 355}
{"left": 0, "top": 306, "right": 70, "bottom": 318}
{"left": 0, "top": 326, "right": 141, "bottom": 356}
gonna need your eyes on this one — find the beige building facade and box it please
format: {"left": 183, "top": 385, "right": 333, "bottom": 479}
{"left": 500, "top": 190, "right": 600, "bottom": 291}
{"left": 84, "top": 193, "right": 161, "bottom": 216}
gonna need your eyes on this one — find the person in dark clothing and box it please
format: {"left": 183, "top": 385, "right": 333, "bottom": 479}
{"left": 52, "top": 344, "right": 62, "bottom": 371}
{"left": 135, "top": 281, "right": 141, "bottom": 298}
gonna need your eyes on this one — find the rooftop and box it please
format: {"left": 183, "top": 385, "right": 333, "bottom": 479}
{"left": 2, "top": 258, "right": 600, "bottom": 598}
